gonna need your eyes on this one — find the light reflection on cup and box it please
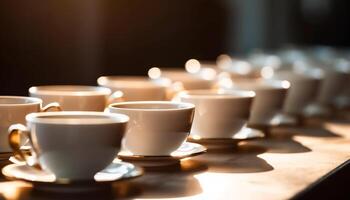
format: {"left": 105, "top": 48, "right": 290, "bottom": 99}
{"left": 29, "top": 85, "right": 118, "bottom": 111}
{"left": 270, "top": 70, "right": 323, "bottom": 117}
{"left": 221, "top": 79, "right": 290, "bottom": 127}
{"left": 98, "top": 76, "right": 167, "bottom": 101}
{"left": 175, "top": 90, "right": 255, "bottom": 139}
{"left": 107, "top": 101, "right": 195, "bottom": 156}
{"left": 0, "top": 96, "right": 60, "bottom": 152}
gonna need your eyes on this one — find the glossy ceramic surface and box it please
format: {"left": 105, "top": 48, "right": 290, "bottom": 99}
{"left": 98, "top": 76, "right": 168, "bottom": 101}
{"left": 0, "top": 96, "right": 42, "bottom": 152}
{"left": 176, "top": 90, "right": 255, "bottom": 139}
{"left": 17, "top": 111, "right": 129, "bottom": 180}
{"left": 108, "top": 101, "right": 195, "bottom": 156}
{"left": 29, "top": 85, "right": 113, "bottom": 111}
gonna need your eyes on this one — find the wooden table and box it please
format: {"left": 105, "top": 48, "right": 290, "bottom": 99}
{"left": 0, "top": 118, "right": 349, "bottom": 200}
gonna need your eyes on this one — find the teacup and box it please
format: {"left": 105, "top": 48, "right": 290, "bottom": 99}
{"left": 175, "top": 90, "right": 255, "bottom": 138}
{"left": 317, "top": 69, "right": 349, "bottom": 107}
{"left": 0, "top": 96, "right": 60, "bottom": 152}
{"left": 271, "top": 70, "right": 322, "bottom": 117}
{"left": 97, "top": 76, "right": 167, "bottom": 101}
{"left": 216, "top": 55, "right": 261, "bottom": 79}
{"left": 333, "top": 59, "right": 350, "bottom": 109}
{"left": 8, "top": 111, "right": 129, "bottom": 180}
{"left": 223, "top": 79, "right": 290, "bottom": 127}
{"left": 107, "top": 101, "right": 195, "bottom": 156}
{"left": 158, "top": 68, "right": 214, "bottom": 90}
{"left": 29, "top": 85, "right": 122, "bottom": 111}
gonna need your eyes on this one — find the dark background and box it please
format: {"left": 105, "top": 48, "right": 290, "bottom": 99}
{"left": 0, "top": 0, "right": 349, "bottom": 95}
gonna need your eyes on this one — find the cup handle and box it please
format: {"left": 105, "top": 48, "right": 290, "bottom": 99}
{"left": 41, "top": 102, "right": 62, "bottom": 112}
{"left": 8, "top": 124, "right": 39, "bottom": 168}
{"left": 107, "top": 91, "right": 124, "bottom": 105}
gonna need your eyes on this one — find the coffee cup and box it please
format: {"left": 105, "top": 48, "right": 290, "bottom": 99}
{"left": 8, "top": 111, "right": 129, "bottom": 180}
{"left": 107, "top": 101, "right": 195, "bottom": 156}
{"left": 175, "top": 90, "right": 255, "bottom": 138}
{"left": 97, "top": 76, "right": 167, "bottom": 101}
{"left": 0, "top": 96, "right": 60, "bottom": 152}
{"left": 317, "top": 69, "right": 349, "bottom": 107}
{"left": 29, "top": 85, "right": 122, "bottom": 111}
{"left": 223, "top": 79, "right": 290, "bottom": 127}
{"left": 271, "top": 70, "right": 322, "bottom": 117}
{"left": 157, "top": 68, "right": 214, "bottom": 90}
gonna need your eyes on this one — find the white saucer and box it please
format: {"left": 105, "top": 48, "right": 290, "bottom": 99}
{"left": 269, "top": 112, "right": 298, "bottom": 127}
{"left": 118, "top": 142, "right": 207, "bottom": 167}
{"left": 303, "top": 103, "right": 332, "bottom": 118}
{"left": 2, "top": 160, "right": 143, "bottom": 192}
{"left": 188, "top": 127, "right": 265, "bottom": 149}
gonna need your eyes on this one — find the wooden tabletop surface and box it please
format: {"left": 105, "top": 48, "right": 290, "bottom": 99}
{"left": 0, "top": 117, "right": 349, "bottom": 200}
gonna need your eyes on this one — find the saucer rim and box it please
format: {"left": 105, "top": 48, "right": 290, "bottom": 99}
{"left": 2, "top": 161, "right": 143, "bottom": 185}
{"left": 187, "top": 132, "right": 265, "bottom": 144}
{"left": 118, "top": 142, "right": 207, "bottom": 161}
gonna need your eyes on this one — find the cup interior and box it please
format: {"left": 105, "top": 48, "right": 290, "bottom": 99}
{"left": 26, "top": 112, "right": 129, "bottom": 125}
{"left": 110, "top": 101, "right": 194, "bottom": 110}
{"left": 0, "top": 96, "right": 41, "bottom": 106}
{"left": 29, "top": 85, "right": 111, "bottom": 96}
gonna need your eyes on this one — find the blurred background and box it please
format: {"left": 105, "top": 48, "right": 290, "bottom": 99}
{"left": 1, "top": 0, "right": 350, "bottom": 95}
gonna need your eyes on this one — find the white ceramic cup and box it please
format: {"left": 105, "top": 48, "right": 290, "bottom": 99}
{"left": 29, "top": 85, "right": 121, "bottom": 111}
{"left": 271, "top": 71, "right": 322, "bottom": 116}
{"left": 175, "top": 90, "right": 255, "bottom": 139}
{"left": 107, "top": 101, "right": 195, "bottom": 156}
{"left": 0, "top": 96, "right": 60, "bottom": 152}
{"left": 223, "top": 79, "right": 290, "bottom": 126}
{"left": 8, "top": 111, "right": 129, "bottom": 180}
{"left": 97, "top": 76, "right": 167, "bottom": 101}
{"left": 159, "top": 69, "right": 214, "bottom": 90}
{"left": 317, "top": 69, "right": 349, "bottom": 106}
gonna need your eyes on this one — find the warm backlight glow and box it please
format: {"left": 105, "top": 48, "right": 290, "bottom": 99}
{"left": 265, "top": 55, "right": 281, "bottom": 68}
{"left": 261, "top": 66, "right": 274, "bottom": 79}
{"left": 217, "top": 72, "right": 233, "bottom": 89}
{"left": 200, "top": 68, "right": 217, "bottom": 80}
{"left": 0, "top": 181, "right": 31, "bottom": 199}
{"left": 172, "top": 81, "right": 185, "bottom": 92}
{"left": 282, "top": 80, "right": 291, "bottom": 89}
{"left": 217, "top": 55, "right": 232, "bottom": 70}
{"left": 185, "top": 59, "right": 201, "bottom": 74}
{"left": 234, "top": 61, "right": 251, "bottom": 75}
{"left": 192, "top": 135, "right": 202, "bottom": 140}
{"left": 148, "top": 67, "right": 161, "bottom": 79}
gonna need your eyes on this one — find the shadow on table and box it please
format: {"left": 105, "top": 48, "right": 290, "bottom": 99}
{"left": 248, "top": 129, "right": 312, "bottom": 154}
{"left": 0, "top": 161, "right": 207, "bottom": 200}
{"left": 192, "top": 144, "right": 274, "bottom": 173}
{"left": 112, "top": 160, "right": 208, "bottom": 199}
{"left": 272, "top": 125, "right": 341, "bottom": 138}
{"left": 24, "top": 187, "right": 115, "bottom": 200}
{"left": 0, "top": 159, "right": 11, "bottom": 182}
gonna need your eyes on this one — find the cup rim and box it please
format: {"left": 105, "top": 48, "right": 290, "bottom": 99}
{"left": 29, "top": 85, "right": 112, "bottom": 96}
{"left": 108, "top": 101, "right": 195, "bottom": 112}
{"left": 0, "top": 96, "right": 42, "bottom": 107}
{"left": 159, "top": 69, "right": 214, "bottom": 83}
{"left": 273, "top": 70, "right": 323, "bottom": 81}
{"left": 97, "top": 76, "right": 167, "bottom": 89}
{"left": 26, "top": 111, "right": 129, "bottom": 125}
{"left": 177, "top": 89, "right": 255, "bottom": 99}
{"left": 229, "top": 79, "right": 290, "bottom": 90}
